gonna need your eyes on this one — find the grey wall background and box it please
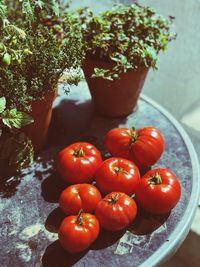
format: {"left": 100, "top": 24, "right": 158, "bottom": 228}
{"left": 139, "top": 0, "right": 200, "bottom": 120}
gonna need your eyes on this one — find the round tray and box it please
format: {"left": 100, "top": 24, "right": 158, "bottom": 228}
{"left": 0, "top": 84, "right": 199, "bottom": 267}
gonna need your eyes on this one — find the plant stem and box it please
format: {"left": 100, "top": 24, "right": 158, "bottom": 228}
{"left": 77, "top": 210, "right": 84, "bottom": 226}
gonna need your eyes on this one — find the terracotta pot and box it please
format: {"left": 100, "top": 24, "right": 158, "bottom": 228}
{"left": 21, "top": 85, "right": 58, "bottom": 153}
{"left": 82, "top": 57, "right": 149, "bottom": 117}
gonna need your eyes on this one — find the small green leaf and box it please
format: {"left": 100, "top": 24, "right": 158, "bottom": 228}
{"left": 0, "top": 96, "right": 6, "bottom": 113}
{"left": 22, "top": 0, "right": 33, "bottom": 18}
{"left": 49, "top": 0, "right": 59, "bottom": 16}
{"left": 35, "top": 0, "right": 44, "bottom": 9}
{"left": 0, "top": 1, "right": 7, "bottom": 21}
{"left": 2, "top": 109, "right": 34, "bottom": 129}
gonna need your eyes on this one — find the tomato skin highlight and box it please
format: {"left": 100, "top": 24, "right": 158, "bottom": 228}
{"left": 59, "top": 184, "right": 102, "bottom": 215}
{"left": 135, "top": 168, "right": 181, "bottom": 214}
{"left": 57, "top": 142, "right": 102, "bottom": 184}
{"left": 95, "top": 157, "right": 140, "bottom": 196}
{"left": 58, "top": 212, "right": 100, "bottom": 253}
{"left": 95, "top": 192, "right": 137, "bottom": 231}
{"left": 105, "top": 126, "right": 164, "bottom": 169}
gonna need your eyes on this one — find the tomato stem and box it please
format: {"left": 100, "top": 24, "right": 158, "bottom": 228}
{"left": 108, "top": 193, "right": 120, "bottom": 204}
{"left": 73, "top": 147, "right": 85, "bottom": 157}
{"left": 114, "top": 166, "right": 128, "bottom": 174}
{"left": 129, "top": 127, "right": 138, "bottom": 144}
{"left": 149, "top": 172, "right": 162, "bottom": 185}
{"left": 77, "top": 210, "right": 84, "bottom": 226}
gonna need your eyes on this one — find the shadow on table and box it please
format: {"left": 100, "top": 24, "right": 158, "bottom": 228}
{"left": 47, "top": 99, "right": 94, "bottom": 148}
{"left": 46, "top": 97, "right": 129, "bottom": 153}
{"left": 43, "top": 205, "right": 126, "bottom": 267}
{"left": 45, "top": 207, "right": 65, "bottom": 233}
{"left": 128, "top": 204, "right": 171, "bottom": 235}
{"left": 41, "top": 172, "right": 68, "bottom": 203}
{"left": 42, "top": 240, "right": 88, "bottom": 267}
{"left": 0, "top": 160, "right": 23, "bottom": 198}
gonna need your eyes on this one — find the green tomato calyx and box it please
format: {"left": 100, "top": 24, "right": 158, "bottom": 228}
{"left": 129, "top": 127, "right": 138, "bottom": 144}
{"left": 149, "top": 172, "right": 162, "bottom": 185}
{"left": 108, "top": 193, "right": 120, "bottom": 204}
{"left": 73, "top": 147, "right": 85, "bottom": 157}
{"left": 114, "top": 166, "right": 128, "bottom": 174}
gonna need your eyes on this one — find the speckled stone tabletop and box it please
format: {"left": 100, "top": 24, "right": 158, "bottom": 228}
{"left": 0, "top": 82, "right": 199, "bottom": 267}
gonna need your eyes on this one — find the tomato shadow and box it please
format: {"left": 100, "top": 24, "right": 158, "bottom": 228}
{"left": 128, "top": 203, "right": 170, "bottom": 235}
{"left": 41, "top": 172, "right": 68, "bottom": 203}
{"left": 45, "top": 207, "right": 65, "bottom": 233}
{"left": 139, "top": 166, "right": 152, "bottom": 176}
{"left": 42, "top": 240, "right": 88, "bottom": 267}
{"left": 91, "top": 228, "right": 126, "bottom": 250}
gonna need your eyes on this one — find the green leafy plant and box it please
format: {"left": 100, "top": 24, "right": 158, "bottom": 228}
{"left": 0, "top": 97, "right": 34, "bottom": 169}
{"left": 0, "top": 0, "right": 84, "bottom": 170}
{"left": 0, "top": 0, "right": 84, "bottom": 111}
{"left": 77, "top": 4, "right": 176, "bottom": 80}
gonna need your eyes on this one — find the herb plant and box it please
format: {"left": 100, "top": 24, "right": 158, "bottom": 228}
{"left": 0, "top": 0, "right": 84, "bottom": 170}
{"left": 0, "top": 0, "right": 84, "bottom": 111}
{"left": 78, "top": 4, "right": 176, "bottom": 80}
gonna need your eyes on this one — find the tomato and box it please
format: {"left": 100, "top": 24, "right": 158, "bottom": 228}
{"left": 105, "top": 126, "right": 164, "bottom": 169}
{"left": 2, "top": 52, "right": 11, "bottom": 66}
{"left": 95, "top": 157, "right": 140, "bottom": 195}
{"left": 135, "top": 168, "right": 181, "bottom": 214}
{"left": 59, "top": 184, "right": 102, "bottom": 215}
{"left": 95, "top": 192, "right": 137, "bottom": 231}
{"left": 59, "top": 211, "right": 99, "bottom": 253}
{"left": 57, "top": 142, "right": 102, "bottom": 184}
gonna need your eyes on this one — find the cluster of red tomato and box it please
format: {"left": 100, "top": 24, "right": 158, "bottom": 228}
{"left": 56, "top": 126, "right": 181, "bottom": 253}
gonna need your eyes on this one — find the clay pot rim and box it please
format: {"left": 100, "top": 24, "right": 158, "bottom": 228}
{"left": 28, "top": 85, "right": 58, "bottom": 116}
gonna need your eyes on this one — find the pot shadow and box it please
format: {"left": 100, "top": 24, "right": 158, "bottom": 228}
{"left": 41, "top": 172, "right": 68, "bottom": 203}
{"left": 46, "top": 99, "right": 94, "bottom": 148}
{"left": 46, "top": 97, "right": 129, "bottom": 156}
{"left": 128, "top": 203, "right": 170, "bottom": 235}
{"left": 42, "top": 240, "right": 88, "bottom": 267}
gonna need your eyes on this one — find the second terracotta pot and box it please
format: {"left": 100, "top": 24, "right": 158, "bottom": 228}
{"left": 82, "top": 57, "right": 149, "bottom": 117}
{"left": 21, "top": 85, "right": 58, "bottom": 153}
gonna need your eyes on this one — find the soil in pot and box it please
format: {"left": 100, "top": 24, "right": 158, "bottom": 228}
{"left": 82, "top": 57, "right": 149, "bottom": 117}
{"left": 21, "top": 85, "right": 58, "bottom": 153}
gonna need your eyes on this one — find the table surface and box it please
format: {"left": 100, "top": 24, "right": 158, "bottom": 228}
{"left": 0, "top": 82, "right": 199, "bottom": 267}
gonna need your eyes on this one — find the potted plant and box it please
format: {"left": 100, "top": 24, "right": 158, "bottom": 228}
{"left": 78, "top": 4, "right": 176, "bottom": 117}
{"left": 0, "top": 0, "right": 83, "bottom": 170}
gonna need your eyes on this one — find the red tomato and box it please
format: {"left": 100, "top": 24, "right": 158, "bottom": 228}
{"left": 105, "top": 126, "right": 164, "bottom": 169}
{"left": 57, "top": 142, "right": 102, "bottom": 184}
{"left": 95, "top": 192, "right": 137, "bottom": 231}
{"left": 135, "top": 168, "right": 181, "bottom": 214}
{"left": 59, "top": 211, "right": 100, "bottom": 253}
{"left": 95, "top": 157, "right": 140, "bottom": 195}
{"left": 59, "top": 184, "right": 102, "bottom": 215}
